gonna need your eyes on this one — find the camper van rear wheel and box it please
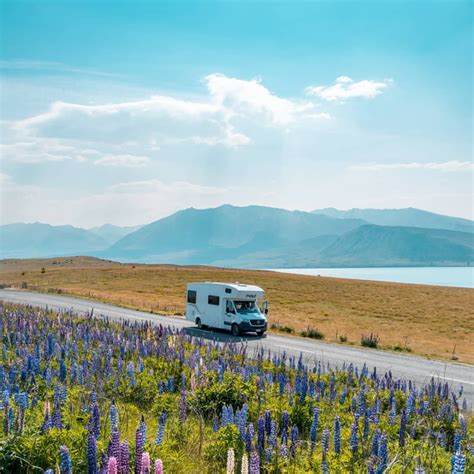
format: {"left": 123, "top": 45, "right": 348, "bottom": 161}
{"left": 196, "top": 317, "right": 202, "bottom": 329}
{"left": 231, "top": 323, "right": 240, "bottom": 336}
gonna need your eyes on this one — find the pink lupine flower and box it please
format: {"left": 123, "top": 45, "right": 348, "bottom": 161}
{"left": 141, "top": 452, "right": 151, "bottom": 474}
{"left": 107, "top": 456, "right": 118, "bottom": 474}
{"left": 154, "top": 459, "right": 163, "bottom": 474}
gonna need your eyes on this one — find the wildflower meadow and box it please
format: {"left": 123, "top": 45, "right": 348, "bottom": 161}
{"left": 0, "top": 302, "right": 471, "bottom": 473}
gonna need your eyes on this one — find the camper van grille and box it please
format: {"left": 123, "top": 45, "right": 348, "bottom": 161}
{"left": 251, "top": 319, "right": 265, "bottom": 326}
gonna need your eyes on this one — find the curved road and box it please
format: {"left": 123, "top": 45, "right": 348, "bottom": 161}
{"left": 1, "top": 289, "right": 473, "bottom": 404}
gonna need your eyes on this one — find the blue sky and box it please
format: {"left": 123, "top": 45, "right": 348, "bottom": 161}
{"left": 0, "top": 0, "right": 472, "bottom": 226}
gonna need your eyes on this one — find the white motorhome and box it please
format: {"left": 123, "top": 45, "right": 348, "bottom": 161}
{"left": 185, "top": 282, "right": 268, "bottom": 336}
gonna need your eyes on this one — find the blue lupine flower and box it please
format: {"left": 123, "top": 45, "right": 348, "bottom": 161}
{"left": 154, "top": 411, "right": 166, "bottom": 445}
{"left": 399, "top": 409, "right": 407, "bottom": 447}
{"left": 60, "top": 445, "right": 72, "bottom": 474}
{"left": 110, "top": 400, "right": 119, "bottom": 431}
{"left": 452, "top": 451, "right": 466, "bottom": 474}
{"left": 350, "top": 422, "right": 358, "bottom": 453}
{"left": 334, "top": 416, "right": 341, "bottom": 455}
{"left": 310, "top": 407, "right": 319, "bottom": 448}
{"left": 87, "top": 433, "right": 97, "bottom": 474}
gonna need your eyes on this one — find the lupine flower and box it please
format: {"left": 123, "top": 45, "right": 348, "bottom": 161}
{"left": 110, "top": 430, "right": 120, "bottom": 462}
{"left": 310, "top": 407, "right": 319, "bottom": 448}
{"left": 334, "top": 416, "right": 341, "bottom": 455}
{"left": 107, "top": 457, "right": 118, "bottom": 474}
{"left": 135, "top": 423, "right": 145, "bottom": 474}
{"left": 453, "top": 430, "right": 461, "bottom": 453}
{"left": 226, "top": 447, "right": 235, "bottom": 474}
{"left": 350, "top": 422, "right": 358, "bottom": 453}
{"left": 290, "top": 425, "right": 299, "bottom": 458}
{"left": 451, "top": 451, "right": 466, "bottom": 474}
{"left": 119, "top": 442, "right": 129, "bottom": 474}
{"left": 241, "top": 453, "right": 249, "bottom": 474}
{"left": 154, "top": 412, "right": 166, "bottom": 445}
{"left": 141, "top": 452, "right": 151, "bottom": 474}
{"left": 399, "top": 409, "right": 407, "bottom": 447}
{"left": 51, "top": 401, "right": 62, "bottom": 430}
{"left": 60, "top": 445, "right": 72, "bottom": 474}
{"left": 378, "top": 434, "right": 388, "bottom": 470}
{"left": 87, "top": 432, "right": 97, "bottom": 474}
{"left": 110, "top": 401, "right": 119, "bottom": 431}
{"left": 257, "top": 415, "right": 265, "bottom": 451}
{"left": 249, "top": 451, "right": 260, "bottom": 474}
{"left": 322, "top": 427, "right": 329, "bottom": 453}
{"left": 154, "top": 459, "right": 163, "bottom": 474}
{"left": 245, "top": 423, "right": 254, "bottom": 453}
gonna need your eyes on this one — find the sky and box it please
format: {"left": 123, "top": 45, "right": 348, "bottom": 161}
{"left": 0, "top": 0, "right": 472, "bottom": 227}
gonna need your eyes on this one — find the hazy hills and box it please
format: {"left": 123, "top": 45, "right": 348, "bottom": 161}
{"left": 1, "top": 205, "right": 473, "bottom": 267}
{"left": 313, "top": 207, "right": 474, "bottom": 234}
{"left": 0, "top": 223, "right": 108, "bottom": 259}
{"left": 89, "top": 224, "right": 143, "bottom": 246}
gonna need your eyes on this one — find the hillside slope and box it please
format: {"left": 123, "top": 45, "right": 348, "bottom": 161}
{"left": 313, "top": 207, "right": 474, "bottom": 233}
{"left": 0, "top": 223, "right": 108, "bottom": 259}
{"left": 318, "top": 225, "right": 474, "bottom": 266}
{"left": 105, "top": 205, "right": 366, "bottom": 262}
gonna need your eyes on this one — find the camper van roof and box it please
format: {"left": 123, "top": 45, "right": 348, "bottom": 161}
{"left": 197, "top": 282, "right": 264, "bottom": 292}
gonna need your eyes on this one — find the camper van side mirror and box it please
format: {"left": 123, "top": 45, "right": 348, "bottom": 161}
{"left": 264, "top": 308, "right": 268, "bottom": 315}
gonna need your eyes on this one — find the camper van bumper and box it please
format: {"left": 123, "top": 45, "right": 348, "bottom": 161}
{"left": 238, "top": 320, "right": 267, "bottom": 333}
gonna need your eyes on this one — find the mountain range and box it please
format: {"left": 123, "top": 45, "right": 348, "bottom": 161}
{"left": 1, "top": 206, "right": 473, "bottom": 267}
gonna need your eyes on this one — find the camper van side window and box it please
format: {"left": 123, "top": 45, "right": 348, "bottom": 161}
{"left": 187, "top": 290, "right": 197, "bottom": 304}
{"left": 208, "top": 295, "right": 220, "bottom": 306}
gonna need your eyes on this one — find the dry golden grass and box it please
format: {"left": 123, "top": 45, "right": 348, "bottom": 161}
{"left": 1, "top": 257, "right": 473, "bottom": 363}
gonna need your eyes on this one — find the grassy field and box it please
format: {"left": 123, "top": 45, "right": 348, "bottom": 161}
{"left": 0, "top": 256, "right": 473, "bottom": 363}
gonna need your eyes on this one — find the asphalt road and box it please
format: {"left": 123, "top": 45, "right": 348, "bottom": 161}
{"left": 1, "top": 289, "right": 473, "bottom": 404}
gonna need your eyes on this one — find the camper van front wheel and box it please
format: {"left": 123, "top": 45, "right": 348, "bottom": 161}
{"left": 231, "top": 323, "right": 240, "bottom": 336}
{"left": 196, "top": 317, "right": 202, "bottom": 329}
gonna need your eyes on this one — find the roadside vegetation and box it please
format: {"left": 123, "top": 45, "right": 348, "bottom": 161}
{"left": 0, "top": 303, "right": 471, "bottom": 473}
{"left": 0, "top": 257, "right": 473, "bottom": 363}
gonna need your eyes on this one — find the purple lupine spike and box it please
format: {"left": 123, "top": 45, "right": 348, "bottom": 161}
{"left": 257, "top": 414, "right": 265, "bottom": 452}
{"left": 290, "top": 425, "right": 299, "bottom": 458}
{"left": 87, "top": 432, "right": 97, "bottom": 474}
{"left": 119, "top": 441, "right": 129, "bottom": 474}
{"left": 135, "top": 422, "right": 145, "bottom": 474}
{"left": 249, "top": 451, "right": 260, "bottom": 474}
{"left": 245, "top": 423, "right": 254, "bottom": 453}
{"left": 264, "top": 410, "right": 272, "bottom": 435}
{"left": 334, "top": 416, "right": 341, "bottom": 455}
{"left": 281, "top": 410, "right": 289, "bottom": 443}
{"left": 51, "top": 401, "right": 62, "bottom": 430}
{"left": 110, "top": 429, "right": 120, "bottom": 461}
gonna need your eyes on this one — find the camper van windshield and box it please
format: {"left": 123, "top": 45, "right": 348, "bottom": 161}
{"left": 234, "top": 300, "right": 259, "bottom": 314}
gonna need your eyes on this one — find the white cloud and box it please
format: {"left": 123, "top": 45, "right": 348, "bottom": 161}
{"left": 306, "top": 76, "right": 391, "bottom": 101}
{"left": 7, "top": 73, "right": 329, "bottom": 155}
{"left": 94, "top": 154, "right": 150, "bottom": 167}
{"left": 0, "top": 139, "right": 88, "bottom": 163}
{"left": 204, "top": 73, "right": 319, "bottom": 125}
{"left": 351, "top": 160, "right": 474, "bottom": 172}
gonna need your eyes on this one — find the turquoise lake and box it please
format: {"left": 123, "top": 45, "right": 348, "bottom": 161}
{"left": 273, "top": 267, "right": 474, "bottom": 288}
